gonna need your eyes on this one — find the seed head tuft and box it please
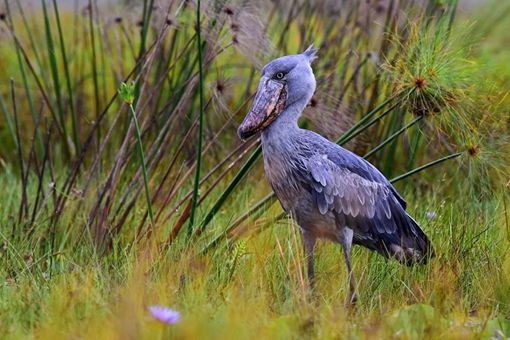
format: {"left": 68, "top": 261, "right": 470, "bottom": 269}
{"left": 118, "top": 82, "right": 136, "bottom": 106}
{"left": 413, "top": 76, "right": 427, "bottom": 90}
{"left": 375, "top": 3, "right": 386, "bottom": 14}
{"left": 223, "top": 6, "right": 234, "bottom": 16}
{"left": 230, "top": 23, "right": 239, "bottom": 32}
{"left": 467, "top": 145, "right": 479, "bottom": 157}
{"left": 216, "top": 81, "right": 225, "bottom": 94}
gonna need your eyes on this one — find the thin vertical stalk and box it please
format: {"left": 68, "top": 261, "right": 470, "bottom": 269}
{"left": 139, "top": 0, "right": 155, "bottom": 58}
{"left": 134, "top": 0, "right": 154, "bottom": 105}
{"left": 11, "top": 80, "right": 28, "bottom": 223}
{"left": 128, "top": 104, "right": 154, "bottom": 224}
{"left": 88, "top": 0, "right": 101, "bottom": 149}
{"left": 0, "top": 93, "right": 16, "bottom": 147}
{"left": 15, "top": 0, "right": 46, "bottom": 79}
{"left": 41, "top": 0, "right": 70, "bottom": 156}
{"left": 188, "top": 0, "right": 205, "bottom": 236}
{"left": 3, "top": 18, "right": 64, "bottom": 139}
{"left": 5, "top": 0, "right": 43, "bottom": 153}
{"left": 52, "top": 0, "right": 79, "bottom": 153}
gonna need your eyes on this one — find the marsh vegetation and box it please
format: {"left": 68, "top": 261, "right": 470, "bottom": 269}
{"left": 0, "top": 0, "right": 509, "bottom": 338}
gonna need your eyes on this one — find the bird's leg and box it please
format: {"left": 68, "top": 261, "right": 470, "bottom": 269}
{"left": 302, "top": 232, "right": 317, "bottom": 291}
{"left": 338, "top": 227, "right": 357, "bottom": 305}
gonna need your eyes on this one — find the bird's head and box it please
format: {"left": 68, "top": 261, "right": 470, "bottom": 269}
{"left": 237, "top": 46, "right": 318, "bottom": 140}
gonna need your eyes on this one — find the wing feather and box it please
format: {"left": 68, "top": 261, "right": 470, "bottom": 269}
{"left": 304, "top": 153, "right": 432, "bottom": 264}
{"left": 306, "top": 154, "right": 391, "bottom": 221}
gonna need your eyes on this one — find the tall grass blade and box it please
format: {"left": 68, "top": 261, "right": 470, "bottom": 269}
{"left": 188, "top": 0, "right": 205, "bottom": 237}
{"left": 0, "top": 93, "right": 16, "bottom": 148}
{"left": 200, "top": 193, "right": 277, "bottom": 254}
{"left": 41, "top": 0, "right": 69, "bottom": 156}
{"left": 52, "top": 0, "right": 79, "bottom": 153}
{"left": 199, "top": 145, "right": 262, "bottom": 232}
{"left": 390, "top": 152, "right": 463, "bottom": 183}
{"left": 10, "top": 80, "right": 28, "bottom": 223}
{"left": 364, "top": 115, "right": 424, "bottom": 159}
{"left": 4, "top": 0, "right": 43, "bottom": 153}
{"left": 87, "top": 0, "right": 101, "bottom": 149}
{"left": 335, "top": 91, "right": 406, "bottom": 145}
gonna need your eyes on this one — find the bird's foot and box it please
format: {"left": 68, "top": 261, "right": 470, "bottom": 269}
{"left": 346, "top": 291, "right": 358, "bottom": 308}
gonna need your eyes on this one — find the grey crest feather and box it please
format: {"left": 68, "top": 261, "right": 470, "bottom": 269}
{"left": 302, "top": 45, "right": 318, "bottom": 63}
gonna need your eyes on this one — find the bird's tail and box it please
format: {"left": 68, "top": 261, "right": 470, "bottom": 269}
{"left": 389, "top": 213, "right": 434, "bottom": 266}
{"left": 382, "top": 213, "right": 434, "bottom": 265}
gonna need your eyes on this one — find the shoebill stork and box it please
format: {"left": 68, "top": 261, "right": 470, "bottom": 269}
{"left": 237, "top": 46, "right": 433, "bottom": 303}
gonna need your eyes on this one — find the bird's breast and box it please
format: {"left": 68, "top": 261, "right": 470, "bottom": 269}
{"left": 261, "top": 142, "right": 308, "bottom": 213}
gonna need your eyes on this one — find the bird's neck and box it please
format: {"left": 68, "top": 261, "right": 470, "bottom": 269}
{"left": 262, "top": 98, "right": 307, "bottom": 140}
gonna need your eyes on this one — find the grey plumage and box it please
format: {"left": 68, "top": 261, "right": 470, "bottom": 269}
{"left": 238, "top": 47, "right": 433, "bottom": 302}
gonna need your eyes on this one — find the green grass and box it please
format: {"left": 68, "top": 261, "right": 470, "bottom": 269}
{"left": 0, "top": 168, "right": 509, "bottom": 338}
{"left": 0, "top": 0, "right": 509, "bottom": 338}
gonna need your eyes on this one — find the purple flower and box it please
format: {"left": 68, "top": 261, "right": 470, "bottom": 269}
{"left": 148, "top": 305, "right": 181, "bottom": 324}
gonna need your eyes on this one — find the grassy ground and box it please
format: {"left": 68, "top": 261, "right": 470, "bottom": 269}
{"left": 0, "top": 0, "right": 510, "bottom": 338}
{"left": 1, "top": 169, "right": 509, "bottom": 338}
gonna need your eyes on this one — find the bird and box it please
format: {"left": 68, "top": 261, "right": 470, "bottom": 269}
{"left": 237, "top": 46, "right": 433, "bottom": 303}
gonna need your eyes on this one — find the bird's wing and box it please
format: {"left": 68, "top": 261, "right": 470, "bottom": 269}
{"left": 305, "top": 153, "right": 399, "bottom": 234}
{"left": 304, "top": 152, "right": 432, "bottom": 264}
{"left": 304, "top": 130, "right": 407, "bottom": 209}
{"left": 298, "top": 134, "right": 432, "bottom": 264}
{"left": 325, "top": 147, "right": 408, "bottom": 209}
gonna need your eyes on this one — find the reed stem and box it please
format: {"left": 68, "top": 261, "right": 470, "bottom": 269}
{"left": 188, "top": 0, "right": 205, "bottom": 237}
{"left": 128, "top": 104, "right": 154, "bottom": 224}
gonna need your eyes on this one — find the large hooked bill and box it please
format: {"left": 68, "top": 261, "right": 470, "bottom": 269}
{"left": 237, "top": 76, "right": 287, "bottom": 140}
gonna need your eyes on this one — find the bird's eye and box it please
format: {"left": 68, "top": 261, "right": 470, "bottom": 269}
{"left": 275, "top": 72, "right": 284, "bottom": 80}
